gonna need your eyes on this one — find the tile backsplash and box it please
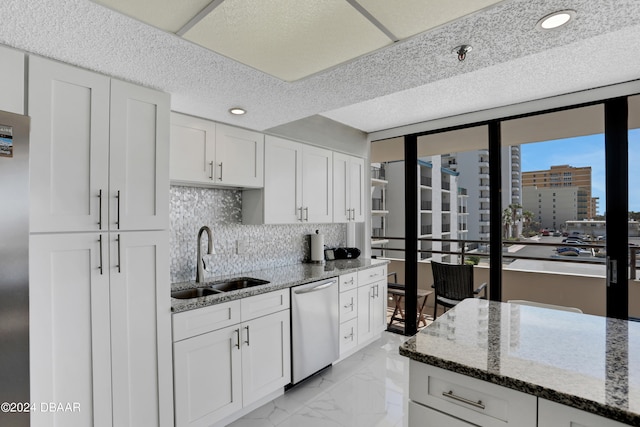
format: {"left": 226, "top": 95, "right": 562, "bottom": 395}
{"left": 170, "top": 186, "right": 347, "bottom": 283}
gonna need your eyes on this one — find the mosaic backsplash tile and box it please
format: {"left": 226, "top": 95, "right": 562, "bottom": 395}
{"left": 170, "top": 186, "right": 347, "bottom": 283}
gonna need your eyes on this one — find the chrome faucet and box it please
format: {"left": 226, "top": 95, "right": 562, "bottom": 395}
{"left": 196, "top": 226, "right": 215, "bottom": 283}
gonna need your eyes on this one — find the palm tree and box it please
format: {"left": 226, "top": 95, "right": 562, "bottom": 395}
{"left": 508, "top": 203, "right": 523, "bottom": 238}
{"left": 503, "top": 208, "right": 513, "bottom": 239}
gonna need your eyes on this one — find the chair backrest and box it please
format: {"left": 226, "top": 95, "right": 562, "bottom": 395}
{"left": 431, "top": 261, "right": 475, "bottom": 301}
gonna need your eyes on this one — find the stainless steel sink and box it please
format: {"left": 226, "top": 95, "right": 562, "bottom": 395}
{"left": 171, "top": 287, "right": 221, "bottom": 299}
{"left": 208, "top": 277, "right": 269, "bottom": 292}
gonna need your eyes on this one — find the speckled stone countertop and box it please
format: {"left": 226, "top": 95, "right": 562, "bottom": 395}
{"left": 171, "top": 258, "right": 388, "bottom": 313}
{"left": 400, "top": 298, "right": 640, "bottom": 426}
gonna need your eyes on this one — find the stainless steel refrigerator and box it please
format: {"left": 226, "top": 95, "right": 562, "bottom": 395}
{"left": 0, "top": 110, "right": 30, "bottom": 427}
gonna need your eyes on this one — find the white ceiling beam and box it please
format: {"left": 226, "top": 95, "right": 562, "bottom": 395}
{"left": 345, "top": 0, "right": 399, "bottom": 42}
{"left": 177, "top": 0, "right": 226, "bottom": 36}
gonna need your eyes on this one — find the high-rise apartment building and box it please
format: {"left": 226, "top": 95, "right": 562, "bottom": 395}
{"left": 442, "top": 145, "right": 522, "bottom": 241}
{"left": 522, "top": 165, "right": 598, "bottom": 218}
{"left": 522, "top": 186, "right": 584, "bottom": 230}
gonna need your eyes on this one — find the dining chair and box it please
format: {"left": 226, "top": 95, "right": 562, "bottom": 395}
{"left": 431, "top": 261, "right": 487, "bottom": 319}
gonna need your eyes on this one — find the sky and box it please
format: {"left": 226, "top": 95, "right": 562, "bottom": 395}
{"left": 520, "top": 129, "right": 640, "bottom": 214}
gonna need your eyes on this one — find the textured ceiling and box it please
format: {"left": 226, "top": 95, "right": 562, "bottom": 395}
{"left": 0, "top": 0, "right": 639, "bottom": 134}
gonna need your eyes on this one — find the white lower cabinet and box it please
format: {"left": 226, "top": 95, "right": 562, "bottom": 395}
{"left": 337, "top": 265, "right": 387, "bottom": 358}
{"left": 30, "top": 231, "right": 173, "bottom": 427}
{"left": 538, "top": 399, "right": 632, "bottom": 427}
{"left": 408, "top": 362, "right": 536, "bottom": 427}
{"left": 357, "top": 278, "right": 387, "bottom": 345}
{"left": 173, "top": 290, "right": 291, "bottom": 427}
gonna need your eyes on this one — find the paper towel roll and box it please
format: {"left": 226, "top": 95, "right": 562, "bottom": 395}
{"left": 310, "top": 230, "right": 324, "bottom": 262}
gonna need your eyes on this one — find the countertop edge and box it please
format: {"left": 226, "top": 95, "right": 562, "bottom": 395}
{"left": 171, "top": 259, "right": 389, "bottom": 314}
{"left": 399, "top": 345, "right": 640, "bottom": 427}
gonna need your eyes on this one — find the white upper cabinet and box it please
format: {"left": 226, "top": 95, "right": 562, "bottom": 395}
{"left": 29, "top": 57, "right": 169, "bottom": 233}
{"left": 29, "top": 56, "right": 110, "bottom": 233}
{"left": 169, "top": 113, "right": 264, "bottom": 188}
{"left": 333, "top": 153, "right": 365, "bottom": 223}
{"left": 302, "top": 144, "right": 333, "bottom": 223}
{"left": 244, "top": 135, "right": 332, "bottom": 224}
{"left": 0, "top": 45, "right": 25, "bottom": 114}
{"left": 110, "top": 80, "right": 170, "bottom": 231}
{"left": 170, "top": 113, "right": 216, "bottom": 184}
{"left": 216, "top": 123, "right": 264, "bottom": 187}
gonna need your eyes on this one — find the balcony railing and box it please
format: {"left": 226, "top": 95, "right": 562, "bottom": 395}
{"left": 421, "top": 176, "right": 432, "bottom": 187}
{"left": 442, "top": 203, "right": 450, "bottom": 212}
{"left": 442, "top": 182, "right": 451, "bottom": 191}
{"left": 371, "top": 165, "right": 386, "bottom": 180}
{"left": 442, "top": 224, "right": 451, "bottom": 233}
{"left": 421, "top": 225, "right": 432, "bottom": 235}
{"left": 421, "top": 201, "right": 432, "bottom": 211}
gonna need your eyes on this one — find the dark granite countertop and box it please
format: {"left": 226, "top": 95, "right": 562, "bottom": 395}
{"left": 400, "top": 298, "right": 640, "bottom": 426}
{"left": 171, "top": 258, "right": 388, "bottom": 313}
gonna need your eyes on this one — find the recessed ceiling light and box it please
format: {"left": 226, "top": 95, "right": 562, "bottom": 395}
{"left": 537, "top": 10, "right": 575, "bottom": 30}
{"left": 229, "top": 107, "right": 246, "bottom": 115}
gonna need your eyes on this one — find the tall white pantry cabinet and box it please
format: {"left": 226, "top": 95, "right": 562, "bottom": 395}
{"left": 28, "top": 56, "right": 173, "bottom": 427}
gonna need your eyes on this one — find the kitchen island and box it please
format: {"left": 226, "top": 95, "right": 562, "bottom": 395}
{"left": 400, "top": 298, "right": 640, "bottom": 426}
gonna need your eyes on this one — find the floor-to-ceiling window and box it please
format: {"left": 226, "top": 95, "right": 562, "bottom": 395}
{"left": 372, "top": 94, "right": 640, "bottom": 336}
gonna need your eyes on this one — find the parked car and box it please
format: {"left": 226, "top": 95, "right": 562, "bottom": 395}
{"left": 562, "top": 231, "right": 569, "bottom": 237}
{"left": 552, "top": 231, "right": 562, "bottom": 237}
{"left": 557, "top": 247, "right": 580, "bottom": 256}
{"left": 542, "top": 229, "right": 550, "bottom": 236}
{"left": 562, "top": 238, "right": 586, "bottom": 245}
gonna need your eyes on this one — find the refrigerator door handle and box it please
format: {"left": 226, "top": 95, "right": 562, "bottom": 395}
{"left": 116, "top": 234, "right": 121, "bottom": 273}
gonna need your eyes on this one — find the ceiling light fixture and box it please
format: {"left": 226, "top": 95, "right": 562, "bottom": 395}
{"left": 229, "top": 107, "right": 246, "bottom": 115}
{"left": 452, "top": 45, "right": 472, "bottom": 61}
{"left": 537, "top": 10, "right": 575, "bottom": 30}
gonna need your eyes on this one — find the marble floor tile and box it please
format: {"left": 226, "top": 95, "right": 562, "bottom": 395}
{"left": 230, "top": 332, "right": 410, "bottom": 427}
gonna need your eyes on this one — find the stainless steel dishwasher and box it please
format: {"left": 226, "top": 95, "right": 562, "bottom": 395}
{"left": 290, "top": 278, "right": 339, "bottom": 385}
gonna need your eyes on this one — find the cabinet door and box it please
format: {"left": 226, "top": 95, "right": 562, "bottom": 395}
{"left": 109, "top": 231, "right": 173, "bottom": 427}
{"left": 174, "top": 326, "right": 242, "bottom": 427}
{"left": 0, "top": 44, "right": 24, "bottom": 114}
{"left": 264, "top": 135, "right": 303, "bottom": 223}
{"left": 110, "top": 80, "right": 170, "bottom": 231}
{"left": 29, "top": 56, "right": 110, "bottom": 233}
{"left": 241, "top": 310, "right": 291, "bottom": 407}
{"left": 538, "top": 399, "right": 631, "bottom": 427}
{"left": 302, "top": 145, "right": 333, "bottom": 223}
{"left": 30, "top": 233, "right": 112, "bottom": 427}
{"left": 349, "top": 156, "right": 366, "bottom": 222}
{"left": 216, "top": 123, "right": 264, "bottom": 187}
{"left": 372, "top": 280, "right": 387, "bottom": 334}
{"left": 333, "top": 152, "right": 350, "bottom": 223}
{"left": 170, "top": 112, "right": 216, "bottom": 184}
{"left": 357, "top": 285, "right": 375, "bottom": 344}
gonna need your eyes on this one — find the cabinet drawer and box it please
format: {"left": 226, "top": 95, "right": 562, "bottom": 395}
{"left": 339, "top": 318, "right": 358, "bottom": 355}
{"left": 358, "top": 265, "right": 387, "bottom": 286}
{"left": 538, "top": 399, "right": 632, "bottom": 427}
{"left": 339, "top": 273, "right": 358, "bottom": 292}
{"left": 339, "top": 289, "right": 358, "bottom": 322}
{"left": 173, "top": 300, "right": 240, "bottom": 342}
{"left": 409, "top": 401, "right": 474, "bottom": 427}
{"left": 409, "top": 362, "right": 536, "bottom": 427}
{"left": 241, "top": 289, "right": 289, "bottom": 321}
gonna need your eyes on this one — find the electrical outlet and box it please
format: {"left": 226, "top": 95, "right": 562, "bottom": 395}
{"left": 236, "top": 239, "right": 249, "bottom": 255}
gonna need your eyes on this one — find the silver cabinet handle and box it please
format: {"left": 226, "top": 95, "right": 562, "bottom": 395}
{"left": 98, "top": 189, "right": 103, "bottom": 229}
{"left": 115, "top": 190, "right": 121, "bottom": 229}
{"left": 344, "top": 327, "right": 354, "bottom": 340}
{"left": 116, "top": 234, "right": 121, "bottom": 273}
{"left": 374, "top": 284, "right": 379, "bottom": 298}
{"left": 98, "top": 235, "right": 104, "bottom": 275}
{"left": 235, "top": 329, "right": 240, "bottom": 349}
{"left": 370, "top": 286, "right": 375, "bottom": 299}
{"left": 343, "top": 298, "right": 354, "bottom": 310}
{"left": 304, "top": 207, "right": 309, "bottom": 221}
{"left": 442, "top": 390, "right": 485, "bottom": 410}
{"left": 244, "top": 325, "right": 250, "bottom": 346}
{"left": 298, "top": 207, "right": 303, "bottom": 222}
{"left": 208, "top": 161, "right": 214, "bottom": 180}
{"left": 219, "top": 162, "right": 223, "bottom": 181}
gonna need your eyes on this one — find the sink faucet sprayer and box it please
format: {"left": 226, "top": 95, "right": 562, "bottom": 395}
{"left": 196, "top": 226, "right": 215, "bottom": 283}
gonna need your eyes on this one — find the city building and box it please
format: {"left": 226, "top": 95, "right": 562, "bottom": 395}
{"left": 376, "top": 158, "right": 466, "bottom": 263}
{"left": 565, "top": 219, "right": 640, "bottom": 237}
{"left": 522, "top": 165, "right": 598, "bottom": 218}
{"left": 442, "top": 146, "right": 522, "bottom": 241}
{"left": 522, "top": 186, "right": 584, "bottom": 231}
